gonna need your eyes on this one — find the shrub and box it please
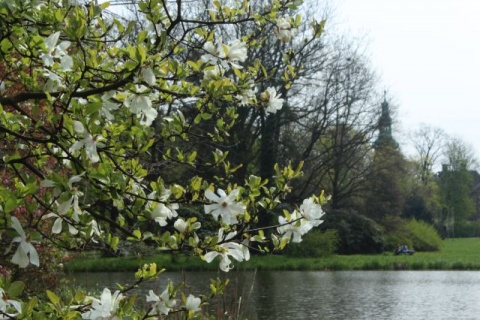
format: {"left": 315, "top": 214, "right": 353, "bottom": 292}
{"left": 284, "top": 229, "right": 339, "bottom": 257}
{"left": 407, "top": 219, "right": 443, "bottom": 251}
{"left": 320, "top": 209, "right": 385, "bottom": 254}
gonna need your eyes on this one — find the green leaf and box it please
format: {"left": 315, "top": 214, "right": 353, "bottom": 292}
{"left": 137, "top": 30, "right": 148, "bottom": 44}
{"left": 7, "top": 281, "right": 24, "bottom": 298}
{"left": 74, "top": 291, "right": 86, "bottom": 304}
{"left": 3, "top": 192, "right": 17, "bottom": 213}
{"left": 85, "top": 102, "right": 102, "bottom": 116}
{"left": 46, "top": 290, "right": 60, "bottom": 305}
{"left": 133, "top": 229, "right": 141, "bottom": 239}
{"left": 187, "top": 151, "right": 197, "bottom": 163}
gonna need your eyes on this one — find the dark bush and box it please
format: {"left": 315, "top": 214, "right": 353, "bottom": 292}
{"left": 284, "top": 229, "right": 339, "bottom": 257}
{"left": 320, "top": 209, "right": 385, "bottom": 254}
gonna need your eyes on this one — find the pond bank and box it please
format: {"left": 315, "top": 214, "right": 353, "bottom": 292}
{"left": 65, "top": 238, "right": 480, "bottom": 272}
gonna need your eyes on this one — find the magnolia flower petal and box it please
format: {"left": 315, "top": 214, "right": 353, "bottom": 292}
{"left": 204, "top": 189, "right": 220, "bottom": 203}
{"left": 60, "top": 55, "right": 73, "bottom": 71}
{"left": 73, "top": 120, "right": 85, "bottom": 134}
{"left": 52, "top": 217, "right": 63, "bottom": 234}
{"left": 11, "top": 217, "right": 25, "bottom": 238}
{"left": 11, "top": 246, "right": 29, "bottom": 268}
{"left": 44, "top": 32, "right": 60, "bottom": 50}
{"left": 142, "top": 67, "right": 156, "bottom": 86}
{"left": 204, "top": 251, "right": 219, "bottom": 263}
{"left": 27, "top": 242, "right": 40, "bottom": 266}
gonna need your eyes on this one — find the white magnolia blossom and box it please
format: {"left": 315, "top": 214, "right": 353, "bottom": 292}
{"left": 277, "top": 210, "right": 311, "bottom": 243}
{"left": 174, "top": 218, "right": 187, "bottom": 233}
{"left": 146, "top": 288, "right": 176, "bottom": 316}
{"left": 201, "top": 39, "right": 247, "bottom": 69}
{"left": 100, "top": 91, "right": 120, "bottom": 121}
{"left": 204, "top": 229, "right": 250, "bottom": 272}
{"left": 42, "top": 172, "right": 85, "bottom": 221}
{"left": 261, "top": 87, "right": 284, "bottom": 114}
{"left": 185, "top": 294, "right": 201, "bottom": 312}
{"left": 277, "top": 198, "right": 325, "bottom": 243}
{"left": 70, "top": 121, "right": 102, "bottom": 163}
{"left": 203, "top": 65, "right": 224, "bottom": 80}
{"left": 10, "top": 217, "right": 40, "bottom": 268}
{"left": 142, "top": 67, "right": 156, "bottom": 86}
{"left": 40, "top": 31, "right": 73, "bottom": 71}
{"left": 235, "top": 81, "right": 257, "bottom": 106}
{"left": 298, "top": 197, "right": 325, "bottom": 226}
{"left": 204, "top": 188, "right": 245, "bottom": 225}
{"left": 0, "top": 287, "right": 22, "bottom": 318}
{"left": 174, "top": 218, "right": 201, "bottom": 233}
{"left": 148, "top": 189, "right": 179, "bottom": 226}
{"left": 43, "top": 211, "right": 79, "bottom": 235}
{"left": 274, "top": 17, "right": 296, "bottom": 42}
{"left": 43, "top": 69, "right": 65, "bottom": 92}
{"left": 151, "top": 202, "right": 179, "bottom": 226}
{"left": 124, "top": 87, "right": 158, "bottom": 126}
{"left": 81, "top": 288, "right": 123, "bottom": 320}
{"left": 225, "top": 40, "right": 248, "bottom": 69}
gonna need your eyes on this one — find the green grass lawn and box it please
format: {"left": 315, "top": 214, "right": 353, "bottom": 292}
{"left": 65, "top": 238, "right": 480, "bottom": 272}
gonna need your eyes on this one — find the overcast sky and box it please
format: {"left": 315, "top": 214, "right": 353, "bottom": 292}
{"left": 335, "top": 0, "right": 480, "bottom": 161}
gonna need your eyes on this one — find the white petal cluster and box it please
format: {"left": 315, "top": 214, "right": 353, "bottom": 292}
{"left": 149, "top": 189, "right": 179, "bottom": 227}
{"left": 43, "top": 69, "right": 65, "bottom": 92}
{"left": 142, "top": 67, "right": 156, "bottom": 86}
{"left": 274, "top": 17, "right": 296, "bottom": 42}
{"left": 10, "top": 217, "right": 40, "bottom": 268}
{"left": 204, "top": 229, "right": 250, "bottom": 272}
{"left": 151, "top": 202, "right": 179, "bottom": 227}
{"left": 204, "top": 188, "right": 245, "bottom": 225}
{"left": 277, "top": 198, "right": 325, "bottom": 243}
{"left": 299, "top": 197, "right": 325, "bottom": 226}
{"left": 185, "top": 294, "right": 201, "bottom": 312}
{"left": 146, "top": 288, "right": 176, "bottom": 316}
{"left": 100, "top": 91, "right": 120, "bottom": 121}
{"left": 0, "top": 287, "right": 22, "bottom": 318}
{"left": 203, "top": 65, "right": 224, "bottom": 80}
{"left": 124, "top": 86, "right": 158, "bottom": 126}
{"left": 235, "top": 81, "right": 257, "bottom": 106}
{"left": 41, "top": 173, "right": 85, "bottom": 235}
{"left": 201, "top": 39, "right": 247, "bottom": 70}
{"left": 69, "top": 121, "right": 102, "bottom": 163}
{"left": 261, "top": 87, "right": 284, "bottom": 114}
{"left": 81, "top": 288, "right": 123, "bottom": 320}
{"left": 40, "top": 31, "right": 73, "bottom": 71}
{"left": 174, "top": 218, "right": 201, "bottom": 233}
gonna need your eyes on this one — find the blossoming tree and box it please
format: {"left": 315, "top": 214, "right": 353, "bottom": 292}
{"left": 0, "top": 0, "right": 327, "bottom": 318}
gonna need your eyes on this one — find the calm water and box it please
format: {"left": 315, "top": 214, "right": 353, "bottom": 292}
{"left": 68, "top": 271, "right": 480, "bottom": 319}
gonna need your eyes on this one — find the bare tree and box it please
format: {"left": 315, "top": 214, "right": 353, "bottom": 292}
{"left": 409, "top": 124, "right": 446, "bottom": 185}
{"left": 284, "top": 36, "right": 380, "bottom": 208}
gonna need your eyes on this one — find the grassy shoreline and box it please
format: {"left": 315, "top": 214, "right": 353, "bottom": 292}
{"left": 65, "top": 238, "right": 480, "bottom": 272}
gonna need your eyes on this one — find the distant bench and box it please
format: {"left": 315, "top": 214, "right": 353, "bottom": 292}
{"left": 395, "top": 245, "right": 415, "bottom": 255}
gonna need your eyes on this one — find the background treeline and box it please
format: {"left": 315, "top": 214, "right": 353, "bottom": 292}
{"left": 108, "top": 0, "right": 480, "bottom": 256}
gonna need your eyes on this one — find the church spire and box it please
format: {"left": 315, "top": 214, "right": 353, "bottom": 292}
{"left": 374, "top": 92, "right": 398, "bottom": 149}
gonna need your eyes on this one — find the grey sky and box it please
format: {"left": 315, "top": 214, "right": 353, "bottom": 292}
{"left": 336, "top": 0, "right": 480, "bottom": 161}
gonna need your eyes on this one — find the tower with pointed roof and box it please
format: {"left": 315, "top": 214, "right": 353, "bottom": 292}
{"left": 374, "top": 92, "right": 398, "bottom": 149}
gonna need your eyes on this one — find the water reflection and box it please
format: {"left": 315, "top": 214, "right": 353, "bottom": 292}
{"left": 69, "top": 271, "right": 480, "bottom": 319}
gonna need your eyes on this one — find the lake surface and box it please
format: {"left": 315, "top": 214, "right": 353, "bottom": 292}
{"left": 69, "top": 270, "right": 480, "bottom": 319}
